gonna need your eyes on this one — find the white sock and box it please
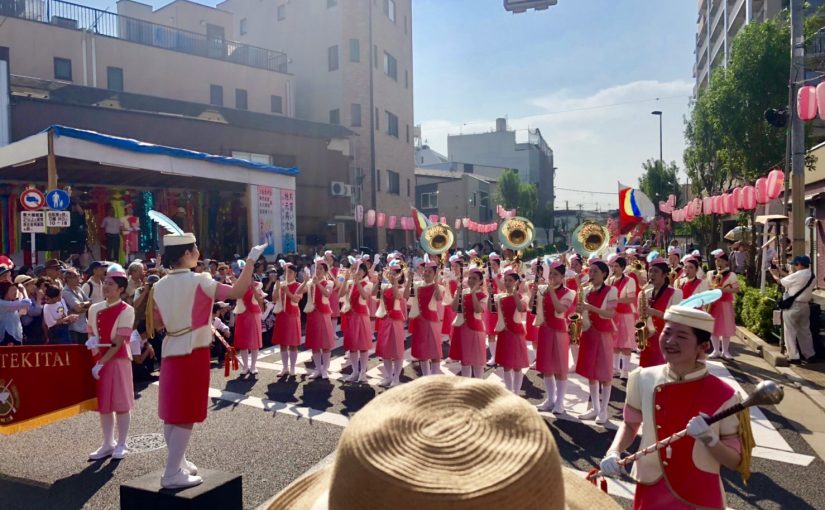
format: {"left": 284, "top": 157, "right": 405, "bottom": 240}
{"left": 512, "top": 370, "right": 524, "bottom": 393}
{"left": 100, "top": 413, "right": 115, "bottom": 448}
{"left": 488, "top": 340, "right": 497, "bottom": 360}
{"left": 322, "top": 351, "right": 331, "bottom": 376}
{"left": 472, "top": 365, "right": 484, "bottom": 379}
{"left": 613, "top": 354, "right": 620, "bottom": 371}
{"left": 383, "top": 359, "right": 393, "bottom": 380}
{"left": 349, "top": 351, "right": 359, "bottom": 375}
{"left": 544, "top": 376, "right": 556, "bottom": 404}
{"left": 620, "top": 353, "right": 632, "bottom": 373}
{"left": 392, "top": 359, "right": 404, "bottom": 382}
{"left": 722, "top": 337, "right": 731, "bottom": 355}
{"left": 571, "top": 344, "right": 579, "bottom": 363}
{"left": 359, "top": 351, "right": 369, "bottom": 377}
{"left": 502, "top": 370, "right": 513, "bottom": 391}
{"left": 312, "top": 352, "right": 321, "bottom": 372}
{"left": 460, "top": 365, "right": 472, "bottom": 377}
{"left": 589, "top": 382, "right": 601, "bottom": 415}
{"left": 420, "top": 360, "right": 431, "bottom": 376}
{"left": 241, "top": 350, "right": 249, "bottom": 371}
{"left": 600, "top": 383, "right": 613, "bottom": 416}
{"left": 115, "top": 412, "right": 130, "bottom": 448}
{"left": 164, "top": 425, "right": 193, "bottom": 478}
{"left": 555, "top": 380, "right": 568, "bottom": 408}
{"left": 711, "top": 336, "right": 721, "bottom": 353}
{"left": 431, "top": 360, "right": 443, "bottom": 373}
{"left": 250, "top": 349, "right": 258, "bottom": 371}
{"left": 289, "top": 349, "right": 298, "bottom": 371}
{"left": 280, "top": 350, "right": 289, "bottom": 368}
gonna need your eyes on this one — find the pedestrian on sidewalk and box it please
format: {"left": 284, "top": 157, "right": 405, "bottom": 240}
{"left": 770, "top": 255, "right": 816, "bottom": 365}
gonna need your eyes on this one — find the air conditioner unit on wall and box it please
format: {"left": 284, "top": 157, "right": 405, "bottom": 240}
{"left": 330, "top": 181, "right": 353, "bottom": 197}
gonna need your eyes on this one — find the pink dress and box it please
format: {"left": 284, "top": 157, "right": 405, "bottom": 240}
{"left": 272, "top": 282, "right": 302, "bottom": 347}
{"left": 494, "top": 294, "right": 529, "bottom": 370}
{"left": 89, "top": 301, "right": 135, "bottom": 414}
{"left": 457, "top": 291, "right": 488, "bottom": 367}
{"left": 441, "top": 279, "right": 458, "bottom": 335}
{"left": 376, "top": 287, "right": 406, "bottom": 360}
{"left": 612, "top": 275, "right": 636, "bottom": 350}
{"left": 536, "top": 286, "right": 573, "bottom": 376}
{"left": 709, "top": 271, "right": 737, "bottom": 337}
{"left": 343, "top": 279, "right": 373, "bottom": 352}
{"left": 234, "top": 286, "right": 263, "bottom": 350}
{"left": 328, "top": 267, "right": 342, "bottom": 318}
{"left": 411, "top": 283, "right": 442, "bottom": 360}
{"left": 640, "top": 287, "right": 676, "bottom": 368}
{"left": 575, "top": 285, "right": 617, "bottom": 382}
{"left": 305, "top": 281, "right": 335, "bottom": 350}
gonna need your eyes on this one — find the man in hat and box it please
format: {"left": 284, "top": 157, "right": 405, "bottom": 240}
{"left": 770, "top": 255, "right": 816, "bottom": 365}
{"left": 44, "top": 259, "right": 65, "bottom": 290}
{"left": 83, "top": 261, "right": 108, "bottom": 305}
{"left": 600, "top": 306, "right": 753, "bottom": 509}
{"left": 62, "top": 267, "right": 91, "bottom": 344}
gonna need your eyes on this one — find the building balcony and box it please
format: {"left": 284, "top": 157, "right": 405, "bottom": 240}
{"left": 0, "top": 0, "right": 289, "bottom": 73}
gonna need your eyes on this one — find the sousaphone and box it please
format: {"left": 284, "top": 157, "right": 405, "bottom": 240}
{"left": 571, "top": 221, "right": 610, "bottom": 257}
{"left": 498, "top": 216, "right": 535, "bottom": 251}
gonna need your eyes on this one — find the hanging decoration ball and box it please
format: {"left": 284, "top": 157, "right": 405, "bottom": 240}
{"left": 766, "top": 169, "right": 784, "bottom": 200}
{"left": 741, "top": 185, "right": 757, "bottom": 210}
{"left": 462, "top": 217, "right": 470, "bottom": 228}
{"left": 702, "top": 197, "right": 712, "bottom": 215}
{"left": 798, "top": 85, "right": 818, "bottom": 121}
{"left": 376, "top": 212, "right": 386, "bottom": 228}
{"left": 366, "top": 209, "right": 376, "bottom": 227}
{"left": 755, "top": 177, "right": 769, "bottom": 204}
{"left": 355, "top": 205, "right": 364, "bottom": 223}
{"left": 389, "top": 215, "right": 397, "bottom": 229}
{"left": 732, "top": 187, "right": 742, "bottom": 210}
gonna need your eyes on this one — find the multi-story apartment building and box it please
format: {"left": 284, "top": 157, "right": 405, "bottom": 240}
{"left": 219, "top": 0, "right": 415, "bottom": 250}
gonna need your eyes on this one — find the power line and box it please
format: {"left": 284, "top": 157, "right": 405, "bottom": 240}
{"left": 536, "top": 95, "right": 689, "bottom": 116}
{"left": 555, "top": 186, "right": 616, "bottom": 195}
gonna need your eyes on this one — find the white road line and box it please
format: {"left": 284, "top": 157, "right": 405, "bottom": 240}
{"left": 206, "top": 387, "right": 350, "bottom": 428}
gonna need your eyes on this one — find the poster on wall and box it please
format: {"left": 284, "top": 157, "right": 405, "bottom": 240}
{"left": 280, "top": 189, "right": 296, "bottom": 253}
{"left": 255, "top": 185, "right": 277, "bottom": 256}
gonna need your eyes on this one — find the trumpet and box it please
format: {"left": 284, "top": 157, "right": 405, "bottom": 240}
{"left": 568, "top": 288, "right": 585, "bottom": 345}
{"left": 635, "top": 287, "right": 650, "bottom": 351}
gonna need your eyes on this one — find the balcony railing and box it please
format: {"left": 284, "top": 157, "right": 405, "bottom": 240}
{"left": 0, "top": 0, "right": 289, "bottom": 73}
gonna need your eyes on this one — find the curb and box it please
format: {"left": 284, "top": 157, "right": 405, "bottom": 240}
{"left": 776, "top": 366, "right": 825, "bottom": 413}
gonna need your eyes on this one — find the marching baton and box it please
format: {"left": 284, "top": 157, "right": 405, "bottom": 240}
{"left": 587, "top": 380, "right": 784, "bottom": 481}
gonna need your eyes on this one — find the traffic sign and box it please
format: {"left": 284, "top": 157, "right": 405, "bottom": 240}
{"left": 45, "top": 189, "right": 70, "bottom": 211}
{"left": 46, "top": 211, "right": 71, "bottom": 228}
{"left": 21, "top": 211, "right": 46, "bottom": 233}
{"left": 19, "top": 188, "right": 45, "bottom": 211}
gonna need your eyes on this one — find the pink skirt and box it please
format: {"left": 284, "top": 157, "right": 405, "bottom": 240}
{"left": 159, "top": 347, "right": 211, "bottom": 424}
{"left": 459, "top": 326, "right": 487, "bottom": 367}
{"left": 633, "top": 478, "right": 694, "bottom": 510}
{"left": 710, "top": 300, "right": 736, "bottom": 337}
{"left": 377, "top": 318, "right": 405, "bottom": 360}
{"left": 343, "top": 312, "right": 373, "bottom": 352}
{"left": 525, "top": 312, "right": 537, "bottom": 342}
{"left": 639, "top": 332, "right": 665, "bottom": 368}
{"left": 329, "top": 294, "right": 341, "bottom": 318}
{"left": 495, "top": 329, "right": 529, "bottom": 370}
{"left": 536, "top": 325, "right": 570, "bottom": 376}
{"left": 575, "top": 328, "right": 613, "bottom": 382}
{"left": 613, "top": 312, "right": 636, "bottom": 350}
{"left": 442, "top": 307, "right": 457, "bottom": 335}
{"left": 305, "top": 310, "right": 335, "bottom": 350}
{"left": 97, "top": 358, "right": 134, "bottom": 414}
{"left": 272, "top": 313, "right": 302, "bottom": 347}
{"left": 411, "top": 317, "right": 442, "bottom": 360}
{"left": 448, "top": 325, "right": 462, "bottom": 360}
{"left": 234, "top": 311, "right": 262, "bottom": 350}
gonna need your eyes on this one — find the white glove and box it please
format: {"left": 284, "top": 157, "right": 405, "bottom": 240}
{"left": 599, "top": 451, "right": 622, "bottom": 477}
{"left": 85, "top": 336, "right": 100, "bottom": 350}
{"left": 91, "top": 363, "right": 104, "bottom": 380}
{"left": 247, "top": 243, "right": 268, "bottom": 262}
{"left": 686, "top": 412, "right": 719, "bottom": 446}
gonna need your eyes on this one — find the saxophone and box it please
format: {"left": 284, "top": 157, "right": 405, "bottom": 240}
{"left": 568, "top": 287, "right": 584, "bottom": 345}
{"left": 634, "top": 287, "right": 650, "bottom": 350}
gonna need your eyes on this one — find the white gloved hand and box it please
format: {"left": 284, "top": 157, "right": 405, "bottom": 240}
{"left": 85, "top": 336, "right": 100, "bottom": 350}
{"left": 599, "top": 451, "right": 622, "bottom": 477}
{"left": 91, "top": 363, "right": 104, "bottom": 380}
{"left": 686, "top": 412, "right": 719, "bottom": 446}
{"left": 247, "top": 243, "right": 268, "bottom": 262}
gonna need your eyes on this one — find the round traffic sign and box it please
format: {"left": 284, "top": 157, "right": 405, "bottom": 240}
{"left": 19, "top": 188, "right": 46, "bottom": 211}
{"left": 46, "top": 189, "right": 71, "bottom": 211}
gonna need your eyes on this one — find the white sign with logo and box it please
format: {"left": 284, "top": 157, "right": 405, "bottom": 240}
{"left": 21, "top": 211, "right": 46, "bottom": 233}
{"left": 46, "top": 211, "right": 71, "bottom": 228}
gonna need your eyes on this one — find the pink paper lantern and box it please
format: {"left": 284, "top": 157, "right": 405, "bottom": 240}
{"left": 376, "top": 212, "right": 386, "bottom": 228}
{"left": 732, "top": 187, "right": 742, "bottom": 210}
{"left": 702, "top": 197, "right": 712, "bottom": 215}
{"left": 755, "top": 177, "right": 769, "bottom": 204}
{"left": 462, "top": 217, "right": 470, "bottom": 228}
{"left": 487, "top": 223, "right": 495, "bottom": 233}
{"left": 798, "top": 85, "right": 818, "bottom": 121}
{"left": 693, "top": 198, "right": 702, "bottom": 216}
{"left": 817, "top": 82, "right": 825, "bottom": 120}
{"left": 454, "top": 218, "right": 462, "bottom": 230}
{"left": 389, "top": 215, "right": 397, "bottom": 229}
{"left": 741, "top": 186, "right": 756, "bottom": 210}
{"left": 429, "top": 214, "right": 439, "bottom": 224}
{"left": 767, "top": 169, "right": 784, "bottom": 200}
{"left": 685, "top": 206, "right": 694, "bottom": 222}
{"left": 440, "top": 216, "right": 446, "bottom": 225}
{"left": 366, "top": 209, "right": 376, "bottom": 227}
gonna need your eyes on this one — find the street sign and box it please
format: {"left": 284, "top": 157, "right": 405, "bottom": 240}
{"left": 46, "top": 211, "right": 71, "bottom": 228}
{"left": 21, "top": 211, "right": 46, "bottom": 233}
{"left": 19, "top": 188, "right": 45, "bottom": 211}
{"left": 45, "top": 189, "right": 70, "bottom": 211}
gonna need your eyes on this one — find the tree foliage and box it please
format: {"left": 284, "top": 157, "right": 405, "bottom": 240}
{"left": 638, "top": 159, "right": 680, "bottom": 211}
{"left": 494, "top": 168, "right": 538, "bottom": 220}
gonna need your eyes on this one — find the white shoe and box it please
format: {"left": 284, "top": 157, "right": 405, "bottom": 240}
{"left": 596, "top": 410, "right": 610, "bottom": 425}
{"left": 250, "top": 369, "right": 258, "bottom": 375}
{"left": 111, "top": 444, "right": 127, "bottom": 460}
{"left": 307, "top": 370, "right": 321, "bottom": 380}
{"left": 289, "top": 367, "right": 296, "bottom": 376}
{"left": 486, "top": 358, "right": 496, "bottom": 367}
{"left": 88, "top": 443, "right": 115, "bottom": 460}
{"left": 579, "top": 409, "right": 598, "bottom": 421}
{"left": 379, "top": 377, "right": 392, "bottom": 387}
{"left": 431, "top": 363, "right": 444, "bottom": 375}
{"left": 344, "top": 372, "right": 358, "bottom": 383}
{"left": 161, "top": 469, "right": 203, "bottom": 489}
{"left": 278, "top": 368, "right": 289, "bottom": 377}
{"left": 239, "top": 368, "right": 249, "bottom": 375}
{"left": 536, "top": 399, "right": 554, "bottom": 412}
{"left": 552, "top": 404, "right": 567, "bottom": 415}
{"left": 722, "top": 352, "right": 735, "bottom": 360}
{"left": 708, "top": 351, "right": 722, "bottom": 359}
{"left": 390, "top": 379, "right": 401, "bottom": 387}
{"left": 321, "top": 371, "right": 330, "bottom": 380}
{"left": 182, "top": 459, "right": 198, "bottom": 476}
{"left": 356, "top": 373, "right": 368, "bottom": 383}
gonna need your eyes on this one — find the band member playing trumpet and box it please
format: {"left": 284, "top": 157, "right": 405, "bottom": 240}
{"left": 608, "top": 254, "right": 636, "bottom": 380}
{"left": 445, "top": 254, "right": 463, "bottom": 362}
{"left": 410, "top": 258, "right": 444, "bottom": 377}
{"left": 678, "top": 256, "right": 709, "bottom": 300}
{"left": 531, "top": 259, "right": 575, "bottom": 413}
{"left": 495, "top": 267, "right": 529, "bottom": 394}
{"left": 452, "top": 265, "right": 488, "bottom": 379}
{"left": 638, "top": 258, "right": 683, "bottom": 368}
{"left": 707, "top": 250, "right": 740, "bottom": 360}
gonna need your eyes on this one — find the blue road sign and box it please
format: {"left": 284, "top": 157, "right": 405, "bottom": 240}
{"left": 46, "top": 189, "right": 70, "bottom": 211}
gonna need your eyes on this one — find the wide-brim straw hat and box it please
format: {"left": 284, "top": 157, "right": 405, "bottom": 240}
{"left": 266, "top": 376, "right": 619, "bottom": 510}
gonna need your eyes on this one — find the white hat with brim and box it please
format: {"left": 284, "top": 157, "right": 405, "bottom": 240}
{"left": 664, "top": 305, "right": 715, "bottom": 334}
{"left": 164, "top": 233, "right": 197, "bottom": 246}
{"left": 264, "top": 377, "right": 620, "bottom": 510}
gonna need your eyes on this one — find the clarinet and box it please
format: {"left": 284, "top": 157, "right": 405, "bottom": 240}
{"left": 488, "top": 261, "right": 497, "bottom": 313}
{"left": 456, "top": 264, "right": 464, "bottom": 314}
{"left": 530, "top": 260, "right": 542, "bottom": 314}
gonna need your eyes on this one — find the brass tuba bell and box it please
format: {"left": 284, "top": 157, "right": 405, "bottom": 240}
{"left": 498, "top": 216, "right": 535, "bottom": 251}
{"left": 419, "top": 222, "right": 455, "bottom": 255}
{"left": 571, "top": 221, "right": 610, "bottom": 257}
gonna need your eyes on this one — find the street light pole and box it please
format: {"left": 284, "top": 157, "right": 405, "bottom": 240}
{"left": 651, "top": 110, "right": 663, "bottom": 166}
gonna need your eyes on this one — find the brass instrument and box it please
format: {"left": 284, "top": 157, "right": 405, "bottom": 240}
{"left": 635, "top": 287, "right": 651, "bottom": 350}
{"left": 499, "top": 216, "right": 535, "bottom": 252}
{"left": 571, "top": 221, "right": 610, "bottom": 257}
{"left": 711, "top": 270, "right": 725, "bottom": 289}
{"left": 568, "top": 287, "right": 585, "bottom": 345}
{"left": 419, "top": 222, "right": 455, "bottom": 255}
{"left": 669, "top": 268, "right": 682, "bottom": 289}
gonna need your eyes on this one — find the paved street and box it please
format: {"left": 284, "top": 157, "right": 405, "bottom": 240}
{"left": 2, "top": 337, "right": 825, "bottom": 509}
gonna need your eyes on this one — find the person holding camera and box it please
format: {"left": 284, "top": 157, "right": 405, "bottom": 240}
{"left": 770, "top": 255, "right": 816, "bottom": 365}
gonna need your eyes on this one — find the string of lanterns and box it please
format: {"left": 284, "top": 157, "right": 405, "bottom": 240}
{"left": 354, "top": 204, "right": 517, "bottom": 232}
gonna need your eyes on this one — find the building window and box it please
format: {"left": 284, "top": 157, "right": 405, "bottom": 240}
{"left": 383, "top": 52, "right": 397, "bottom": 80}
{"left": 107, "top": 66, "right": 123, "bottom": 91}
{"left": 387, "top": 170, "right": 400, "bottom": 195}
{"left": 463, "top": 163, "right": 474, "bottom": 174}
{"left": 405, "top": 124, "right": 410, "bottom": 144}
{"left": 405, "top": 69, "right": 409, "bottom": 88}
{"left": 53, "top": 57, "right": 72, "bottom": 81}
{"left": 236, "top": 88, "right": 248, "bottom": 110}
{"left": 328, "top": 45, "right": 339, "bottom": 71}
{"left": 271, "top": 95, "right": 283, "bottom": 113}
{"left": 383, "top": 0, "right": 396, "bottom": 23}
{"left": 232, "top": 151, "right": 272, "bottom": 164}
{"left": 239, "top": 18, "right": 247, "bottom": 35}
{"left": 374, "top": 44, "right": 378, "bottom": 68}
{"left": 349, "top": 38, "right": 360, "bottom": 63}
{"left": 210, "top": 84, "right": 223, "bottom": 106}
{"left": 375, "top": 107, "right": 380, "bottom": 131}
{"left": 329, "top": 108, "right": 340, "bottom": 125}
{"left": 351, "top": 103, "right": 362, "bottom": 127}
{"left": 407, "top": 178, "right": 411, "bottom": 197}
{"left": 277, "top": 4, "right": 285, "bottom": 20}
{"left": 421, "top": 192, "right": 438, "bottom": 209}
{"left": 376, "top": 169, "right": 381, "bottom": 192}
{"left": 386, "top": 111, "right": 399, "bottom": 138}
{"left": 327, "top": 0, "right": 337, "bottom": 6}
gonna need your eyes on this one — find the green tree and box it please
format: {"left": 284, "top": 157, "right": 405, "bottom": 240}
{"left": 494, "top": 169, "right": 521, "bottom": 210}
{"left": 518, "top": 182, "right": 538, "bottom": 220}
{"left": 638, "top": 159, "right": 680, "bottom": 211}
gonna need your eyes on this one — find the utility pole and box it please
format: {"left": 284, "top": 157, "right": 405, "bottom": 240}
{"left": 790, "top": 0, "right": 806, "bottom": 257}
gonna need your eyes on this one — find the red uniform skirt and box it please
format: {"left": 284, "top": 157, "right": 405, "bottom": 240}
{"left": 442, "top": 306, "right": 457, "bottom": 335}
{"left": 639, "top": 331, "right": 666, "bottom": 368}
{"left": 343, "top": 312, "right": 373, "bottom": 352}
{"left": 97, "top": 358, "right": 134, "bottom": 414}
{"left": 536, "top": 325, "right": 570, "bottom": 376}
{"left": 575, "top": 328, "right": 614, "bottom": 382}
{"left": 495, "top": 330, "right": 529, "bottom": 370}
{"left": 447, "top": 325, "right": 462, "bottom": 360}
{"left": 377, "top": 318, "right": 405, "bottom": 360}
{"left": 525, "top": 312, "right": 537, "bottom": 342}
{"left": 234, "top": 311, "right": 262, "bottom": 350}
{"left": 613, "top": 312, "right": 635, "bottom": 350}
{"left": 272, "top": 313, "right": 302, "bottom": 347}
{"left": 411, "top": 317, "right": 442, "bottom": 360}
{"left": 305, "top": 310, "right": 335, "bottom": 350}
{"left": 159, "top": 347, "right": 211, "bottom": 424}
{"left": 459, "top": 326, "right": 487, "bottom": 367}
{"left": 485, "top": 310, "right": 499, "bottom": 337}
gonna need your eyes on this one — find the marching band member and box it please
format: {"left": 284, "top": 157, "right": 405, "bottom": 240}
{"left": 410, "top": 257, "right": 444, "bottom": 376}
{"left": 87, "top": 264, "right": 136, "bottom": 461}
{"left": 678, "top": 256, "right": 709, "bottom": 300}
{"left": 451, "top": 264, "right": 488, "bottom": 379}
{"left": 575, "top": 259, "right": 618, "bottom": 424}
{"left": 445, "top": 254, "right": 464, "bottom": 362}
{"left": 271, "top": 262, "right": 307, "bottom": 377}
{"left": 600, "top": 306, "right": 754, "bottom": 509}
{"left": 566, "top": 253, "right": 588, "bottom": 364}
{"left": 323, "top": 250, "right": 342, "bottom": 334}
{"left": 304, "top": 259, "right": 336, "bottom": 380}
{"left": 525, "top": 258, "right": 541, "bottom": 345}
{"left": 638, "top": 257, "right": 683, "bottom": 368}
{"left": 707, "top": 249, "right": 740, "bottom": 360}
{"left": 668, "top": 246, "right": 684, "bottom": 284}
{"left": 608, "top": 254, "right": 636, "bottom": 380}
{"left": 233, "top": 281, "right": 265, "bottom": 375}
{"left": 339, "top": 261, "right": 374, "bottom": 383}
{"left": 375, "top": 261, "right": 409, "bottom": 387}
{"left": 147, "top": 229, "right": 264, "bottom": 489}
{"left": 494, "top": 266, "right": 529, "bottom": 394}
{"left": 485, "top": 253, "right": 503, "bottom": 366}
{"left": 531, "top": 259, "right": 575, "bottom": 413}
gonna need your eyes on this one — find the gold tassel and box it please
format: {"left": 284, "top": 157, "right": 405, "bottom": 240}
{"left": 146, "top": 286, "right": 156, "bottom": 340}
{"left": 737, "top": 407, "right": 756, "bottom": 485}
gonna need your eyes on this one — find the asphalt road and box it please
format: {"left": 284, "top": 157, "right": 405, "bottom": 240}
{"left": 1, "top": 339, "right": 824, "bottom": 510}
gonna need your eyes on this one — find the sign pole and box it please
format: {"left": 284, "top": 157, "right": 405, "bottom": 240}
{"left": 30, "top": 232, "right": 36, "bottom": 265}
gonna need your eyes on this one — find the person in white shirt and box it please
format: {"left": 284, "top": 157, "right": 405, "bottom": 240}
{"left": 83, "top": 262, "right": 108, "bottom": 304}
{"left": 770, "top": 255, "right": 816, "bottom": 364}
{"left": 101, "top": 206, "right": 122, "bottom": 262}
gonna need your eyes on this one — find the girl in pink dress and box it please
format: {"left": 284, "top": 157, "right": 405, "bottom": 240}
{"left": 638, "top": 258, "right": 683, "bottom": 369}
{"left": 452, "top": 266, "right": 487, "bottom": 378}
{"left": 323, "top": 251, "right": 342, "bottom": 333}
{"left": 442, "top": 256, "right": 461, "bottom": 346}
{"left": 531, "top": 259, "right": 575, "bottom": 413}
{"left": 304, "top": 259, "right": 336, "bottom": 379}
{"left": 607, "top": 254, "right": 637, "bottom": 380}
{"left": 525, "top": 258, "right": 541, "bottom": 346}
{"left": 410, "top": 259, "right": 444, "bottom": 377}
{"left": 375, "top": 261, "right": 408, "bottom": 386}
{"left": 575, "top": 259, "right": 618, "bottom": 425}
{"left": 707, "top": 250, "right": 740, "bottom": 360}
{"left": 485, "top": 253, "right": 502, "bottom": 366}
{"left": 339, "top": 262, "right": 374, "bottom": 383}
{"left": 87, "top": 264, "right": 136, "bottom": 461}
{"left": 678, "top": 257, "right": 709, "bottom": 300}
{"left": 494, "top": 267, "right": 529, "bottom": 393}
{"left": 272, "top": 262, "right": 308, "bottom": 376}
{"left": 233, "top": 282, "right": 264, "bottom": 376}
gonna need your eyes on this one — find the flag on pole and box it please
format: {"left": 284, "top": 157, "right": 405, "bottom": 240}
{"left": 411, "top": 207, "right": 429, "bottom": 237}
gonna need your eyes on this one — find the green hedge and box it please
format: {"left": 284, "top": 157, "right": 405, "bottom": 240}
{"left": 735, "top": 282, "right": 782, "bottom": 339}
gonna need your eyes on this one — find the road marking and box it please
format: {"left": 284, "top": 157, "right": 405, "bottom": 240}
{"left": 206, "top": 387, "right": 350, "bottom": 428}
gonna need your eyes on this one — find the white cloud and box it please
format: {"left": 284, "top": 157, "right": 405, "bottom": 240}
{"left": 419, "top": 79, "right": 694, "bottom": 210}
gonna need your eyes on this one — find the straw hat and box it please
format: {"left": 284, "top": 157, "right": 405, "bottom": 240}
{"left": 266, "top": 376, "right": 619, "bottom": 510}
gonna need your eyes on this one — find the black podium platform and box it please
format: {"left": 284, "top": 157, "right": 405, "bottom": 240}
{"left": 120, "top": 469, "right": 242, "bottom": 510}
